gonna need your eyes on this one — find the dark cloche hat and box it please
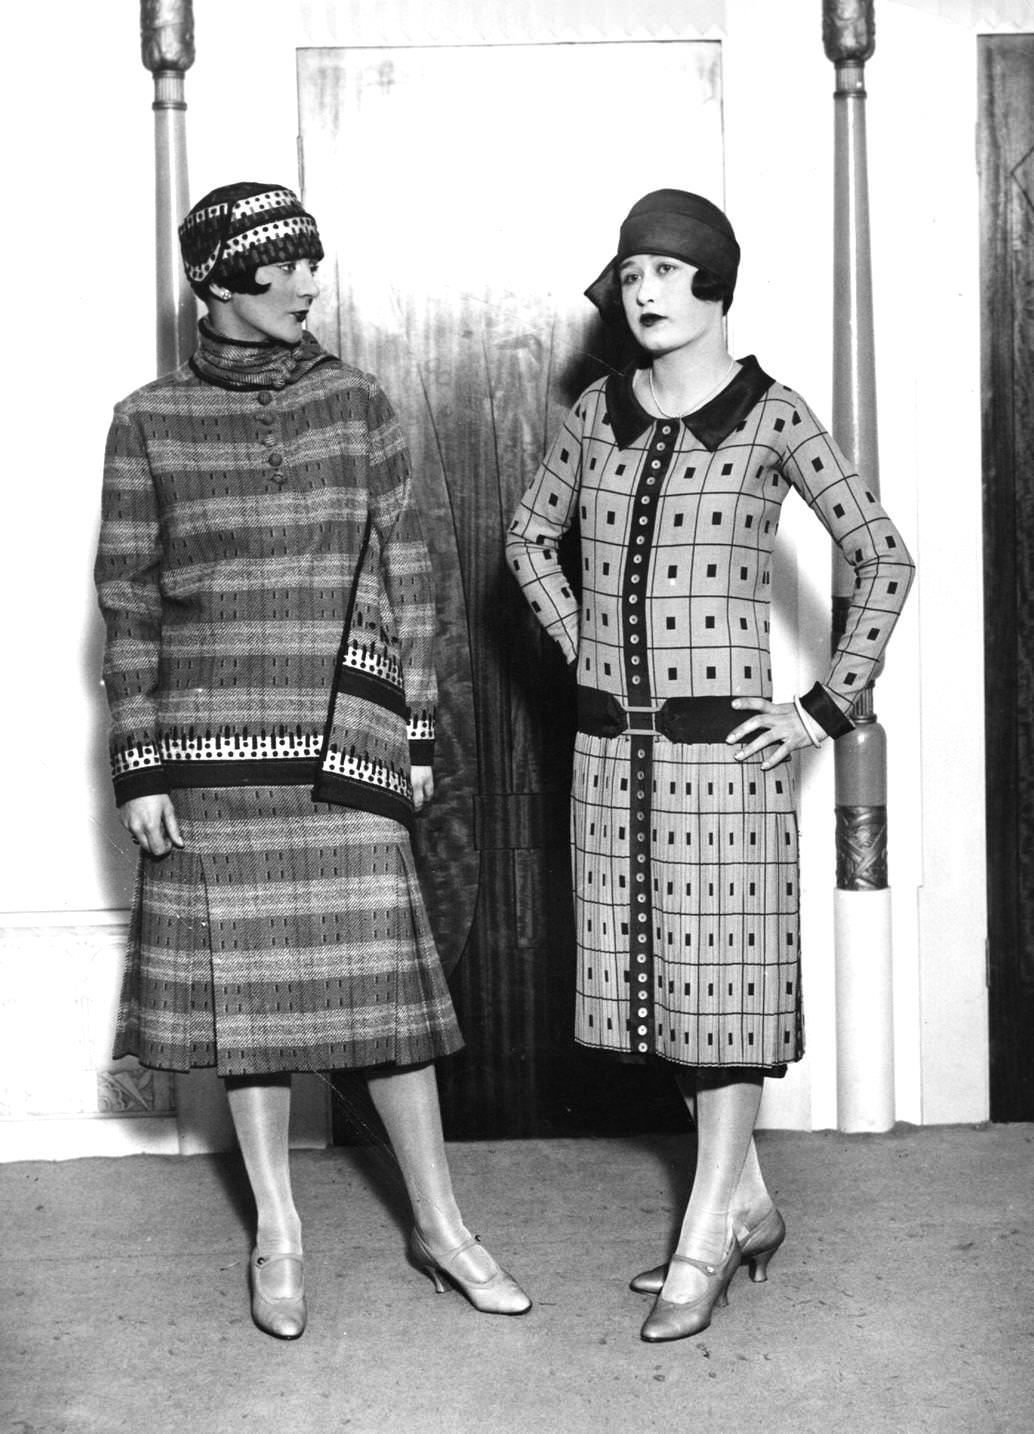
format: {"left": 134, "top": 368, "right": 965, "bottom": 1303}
{"left": 585, "top": 189, "right": 740, "bottom": 317}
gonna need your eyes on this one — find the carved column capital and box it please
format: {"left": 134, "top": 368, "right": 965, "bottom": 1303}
{"left": 140, "top": 0, "right": 195, "bottom": 75}
{"left": 822, "top": 0, "right": 876, "bottom": 66}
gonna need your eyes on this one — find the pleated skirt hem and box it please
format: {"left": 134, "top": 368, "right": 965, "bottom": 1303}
{"left": 114, "top": 786, "right": 463, "bottom": 1078}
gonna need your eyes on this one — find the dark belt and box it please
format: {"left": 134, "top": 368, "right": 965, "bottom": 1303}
{"left": 576, "top": 687, "right": 764, "bottom": 744}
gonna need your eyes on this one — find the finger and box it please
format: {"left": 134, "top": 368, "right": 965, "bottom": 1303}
{"left": 730, "top": 697, "right": 772, "bottom": 714}
{"left": 137, "top": 817, "right": 170, "bottom": 856}
{"left": 726, "top": 719, "right": 767, "bottom": 744}
{"left": 164, "top": 806, "right": 185, "bottom": 849}
{"left": 731, "top": 724, "right": 777, "bottom": 757}
{"left": 759, "top": 746, "right": 793, "bottom": 771}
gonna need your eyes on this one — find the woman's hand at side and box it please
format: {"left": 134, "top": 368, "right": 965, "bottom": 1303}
{"left": 411, "top": 766, "right": 434, "bottom": 812}
{"left": 118, "top": 794, "right": 184, "bottom": 857}
{"left": 726, "top": 698, "right": 812, "bottom": 771}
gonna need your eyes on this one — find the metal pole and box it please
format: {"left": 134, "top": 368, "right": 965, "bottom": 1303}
{"left": 823, "top": 0, "right": 895, "bottom": 1133}
{"left": 140, "top": 0, "right": 196, "bottom": 376}
{"left": 141, "top": 1, "right": 205, "bottom": 1151}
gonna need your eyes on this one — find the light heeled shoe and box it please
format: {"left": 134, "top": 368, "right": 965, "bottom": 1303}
{"left": 409, "top": 1229, "right": 532, "bottom": 1316}
{"left": 630, "top": 1204, "right": 786, "bottom": 1294}
{"left": 639, "top": 1236, "right": 741, "bottom": 1343}
{"left": 250, "top": 1248, "right": 307, "bottom": 1339}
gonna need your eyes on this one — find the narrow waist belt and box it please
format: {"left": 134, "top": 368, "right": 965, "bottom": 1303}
{"left": 576, "top": 688, "right": 764, "bottom": 744}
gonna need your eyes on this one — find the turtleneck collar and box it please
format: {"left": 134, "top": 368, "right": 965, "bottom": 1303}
{"left": 605, "top": 354, "right": 776, "bottom": 451}
{"left": 189, "top": 316, "right": 334, "bottom": 391}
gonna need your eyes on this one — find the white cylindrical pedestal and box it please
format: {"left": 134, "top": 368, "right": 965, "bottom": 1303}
{"left": 834, "top": 886, "right": 894, "bottom": 1132}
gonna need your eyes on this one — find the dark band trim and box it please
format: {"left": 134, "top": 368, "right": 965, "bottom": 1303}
{"left": 799, "top": 681, "right": 855, "bottom": 739}
{"left": 112, "top": 766, "right": 171, "bottom": 806}
{"left": 335, "top": 664, "right": 409, "bottom": 721}
{"left": 577, "top": 688, "right": 758, "bottom": 744}
{"left": 310, "top": 770, "right": 413, "bottom": 831}
{"left": 164, "top": 758, "right": 317, "bottom": 789}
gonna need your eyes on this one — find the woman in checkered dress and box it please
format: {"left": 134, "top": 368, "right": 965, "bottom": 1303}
{"left": 96, "top": 182, "right": 530, "bottom": 1337}
{"left": 507, "top": 190, "right": 913, "bottom": 1341}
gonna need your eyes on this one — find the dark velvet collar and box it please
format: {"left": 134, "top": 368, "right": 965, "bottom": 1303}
{"left": 189, "top": 317, "right": 334, "bottom": 391}
{"left": 605, "top": 354, "right": 775, "bottom": 451}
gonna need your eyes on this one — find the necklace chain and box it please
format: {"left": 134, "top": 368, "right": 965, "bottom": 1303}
{"left": 647, "top": 359, "right": 737, "bottom": 419}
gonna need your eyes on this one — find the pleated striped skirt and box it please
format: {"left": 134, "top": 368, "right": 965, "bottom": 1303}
{"left": 114, "top": 786, "right": 464, "bottom": 1077}
{"left": 572, "top": 732, "right": 803, "bottom": 1071}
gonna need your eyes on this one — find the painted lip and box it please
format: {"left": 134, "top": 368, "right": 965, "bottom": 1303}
{"left": 639, "top": 313, "right": 666, "bottom": 327}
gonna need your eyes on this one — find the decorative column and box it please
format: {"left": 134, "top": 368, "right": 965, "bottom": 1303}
{"left": 140, "top": 0, "right": 196, "bottom": 375}
{"left": 823, "top": 0, "right": 895, "bottom": 1133}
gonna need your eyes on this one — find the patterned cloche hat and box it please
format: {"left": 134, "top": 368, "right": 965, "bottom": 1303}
{"left": 178, "top": 181, "right": 324, "bottom": 287}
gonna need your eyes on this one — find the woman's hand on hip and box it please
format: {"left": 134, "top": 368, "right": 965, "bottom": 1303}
{"left": 411, "top": 766, "right": 434, "bottom": 811}
{"left": 726, "top": 698, "right": 811, "bottom": 771}
{"left": 118, "top": 794, "right": 184, "bottom": 857}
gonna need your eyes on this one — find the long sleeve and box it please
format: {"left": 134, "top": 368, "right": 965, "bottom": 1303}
{"left": 366, "top": 383, "right": 438, "bottom": 764}
{"left": 93, "top": 400, "right": 168, "bottom": 804}
{"left": 505, "top": 396, "right": 585, "bottom": 664}
{"left": 778, "top": 395, "right": 915, "bottom": 732}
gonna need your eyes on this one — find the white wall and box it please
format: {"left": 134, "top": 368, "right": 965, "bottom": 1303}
{"left": 2, "top": 0, "right": 1020, "bottom": 1156}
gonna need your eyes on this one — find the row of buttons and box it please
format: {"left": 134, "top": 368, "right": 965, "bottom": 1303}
{"left": 257, "top": 391, "right": 286, "bottom": 484}
{"left": 631, "top": 741, "right": 652, "bottom": 1054}
{"left": 623, "top": 423, "right": 675, "bottom": 695}
{"left": 624, "top": 421, "right": 675, "bottom": 1053}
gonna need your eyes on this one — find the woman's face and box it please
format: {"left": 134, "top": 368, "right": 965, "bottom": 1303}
{"left": 209, "top": 258, "right": 321, "bottom": 344}
{"left": 619, "top": 254, "right": 719, "bottom": 355}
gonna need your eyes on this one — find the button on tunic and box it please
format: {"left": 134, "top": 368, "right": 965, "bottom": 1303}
{"left": 507, "top": 358, "right": 914, "bottom": 1069}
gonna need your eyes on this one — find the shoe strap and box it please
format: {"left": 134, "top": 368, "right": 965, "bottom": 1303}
{"left": 255, "top": 1251, "right": 304, "bottom": 1270}
{"left": 669, "top": 1236, "right": 737, "bottom": 1277}
{"left": 669, "top": 1252, "right": 721, "bottom": 1277}
{"left": 425, "top": 1231, "right": 482, "bottom": 1268}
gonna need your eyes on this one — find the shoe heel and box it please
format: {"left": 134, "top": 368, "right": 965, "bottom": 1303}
{"left": 749, "top": 1247, "right": 776, "bottom": 1282}
{"left": 420, "top": 1262, "right": 449, "bottom": 1295}
{"left": 717, "top": 1285, "right": 730, "bottom": 1309}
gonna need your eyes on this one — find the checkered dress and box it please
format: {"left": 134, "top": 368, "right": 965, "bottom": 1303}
{"left": 507, "top": 358, "right": 914, "bottom": 1070}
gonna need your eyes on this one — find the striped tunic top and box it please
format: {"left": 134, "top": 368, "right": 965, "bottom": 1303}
{"left": 95, "top": 322, "right": 436, "bottom": 829}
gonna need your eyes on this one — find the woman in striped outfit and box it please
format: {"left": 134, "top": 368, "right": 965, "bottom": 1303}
{"left": 96, "top": 182, "right": 530, "bottom": 1337}
{"left": 507, "top": 190, "right": 913, "bottom": 1342}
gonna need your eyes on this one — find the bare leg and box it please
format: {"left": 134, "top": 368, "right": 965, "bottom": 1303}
{"left": 661, "top": 1072, "right": 762, "bottom": 1303}
{"left": 365, "top": 1062, "right": 489, "bottom": 1278}
{"left": 225, "top": 1075, "right": 302, "bottom": 1299}
{"left": 732, "top": 1133, "right": 776, "bottom": 1228}
{"left": 673, "top": 1067, "right": 774, "bottom": 1229}
{"left": 366, "top": 1062, "right": 529, "bottom": 1312}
